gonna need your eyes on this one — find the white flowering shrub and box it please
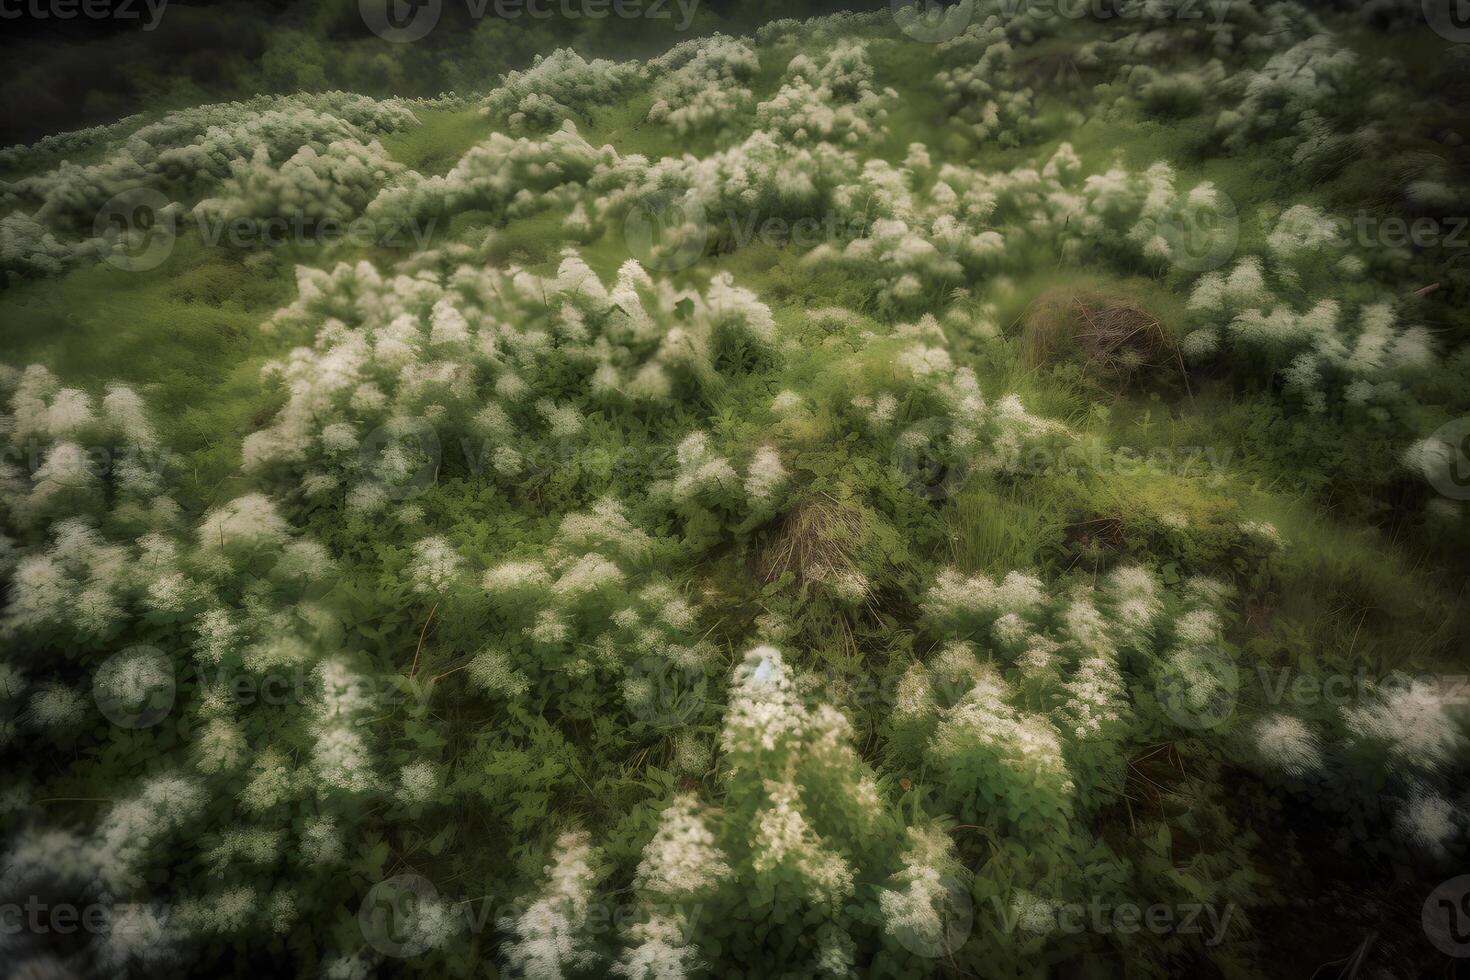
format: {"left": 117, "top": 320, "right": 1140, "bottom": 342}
{"left": 1183, "top": 253, "right": 1435, "bottom": 414}
{"left": 755, "top": 41, "right": 894, "bottom": 147}
{"left": 484, "top": 49, "right": 639, "bottom": 132}
{"left": 500, "top": 830, "right": 607, "bottom": 977}
{"left": 0, "top": 367, "right": 175, "bottom": 536}
{"left": 646, "top": 35, "right": 760, "bottom": 136}
{"left": 1215, "top": 37, "right": 1361, "bottom": 154}
{"left": 364, "top": 122, "right": 603, "bottom": 234}
{"left": 195, "top": 139, "right": 403, "bottom": 228}
{"left": 804, "top": 219, "right": 965, "bottom": 311}
{"left": 1079, "top": 0, "right": 1325, "bottom": 65}
{"left": 913, "top": 564, "right": 1183, "bottom": 816}
{"left": 914, "top": 655, "right": 1077, "bottom": 835}
{"left": 1243, "top": 675, "right": 1469, "bottom": 867}
{"left": 240, "top": 253, "right": 780, "bottom": 524}
{"left": 0, "top": 93, "right": 418, "bottom": 280}
{"left": 934, "top": 24, "right": 1038, "bottom": 147}
{"left": 0, "top": 212, "right": 73, "bottom": 278}
{"left": 589, "top": 128, "right": 864, "bottom": 265}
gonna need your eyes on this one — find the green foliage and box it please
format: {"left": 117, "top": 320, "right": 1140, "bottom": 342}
{"left": 2, "top": 6, "right": 1468, "bottom": 980}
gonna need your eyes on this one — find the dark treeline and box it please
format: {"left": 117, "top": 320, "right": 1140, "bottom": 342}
{"left": 0, "top": 0, "right": 885, "bottom": 146}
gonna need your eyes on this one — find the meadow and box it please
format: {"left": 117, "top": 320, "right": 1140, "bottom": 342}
{"left": 1, "top": 2, "right": 1469, "bottom": 977}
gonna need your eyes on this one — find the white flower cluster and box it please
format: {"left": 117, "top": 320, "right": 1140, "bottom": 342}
{"left": 1394, "top": 785, "right": 1461, "bottom": 859}
{"left": 781, "top": 141, "right": 1239, "bottom": 303}
{"left": 1344, "top": 677, "right": 1466, "bottom": 774}
{"left": 501, "top": 830, "right": 606, "bottom": 980}
{"left": 612, "top": 912, "right": 699, "bottom": 980}
{"left": 934, "top": 23, "right": 1037, "bottom": 147}
{"left": 195, "top": 138, "right": 402, "bottom": 227}
{"left": 744, "top": 446, "right": 788, "bottom": 504}
{"left": 646, "top": 35, "right": 760, "bottom": 135}
{"left": 808, "top": 314, "right": 1073, "bottom": 492}
{"left": 923, "top": 568, "right": 1046, "bottom": 632}
{"left": 311, "top": 658, "right": 380, "bottom": 795}
{"left": 1, "top": 773, "right": 204, "bottom": 905}
{"left": 197, "top": 492, "right": 289, "bottom": 556}
{"left": 0, "top": 366, "right": 174, "bottom": 534}
{"left": 633, "top": 794, "right": 731, "bottom": 896}
{"left": 915, "top": 563, "right": 1237, "bottom": 812}
{"left": 721, "top": 647, "right": 883, "bottom": 911}
{"left": 244, "top": 253, "right": 777, "bottom": 518}
{"left": 804, "top": 218, "right": 965, "bottom": 309}
{"left": 409, "top": 535, "right": 467, "bottom": 595}
{"left": 879, "top": 825, "right": 969, "bottom": 953}
{"left": 0, "top": 362, "right": 375, "bottom": 912}
{"left": 1215, "top": 36, "right": 1360, "bottom": 153}
{"left": 1051, "top": 161, "right": 1235, "bottom": 271}
{"left": 476, "top": 498, "right": 715, "bottom": 708}
{"left": 755, "top": 41, "right": 894, "bottom": 146}
{"left": 1250, "top": 678, "right": 1467, "bottom": 861}
{"left": 750, "top": 776, "right": 856, "bottom": 908}
{"left": 1054, "top": 595, "right": 1133, "bottom": 756}
{"left": 1, "top": 93, "right": 418, "bottom": 279}
{"left": 397, "top": 760, "right": 441, "bottom": 806}
{"left": 485, "top": 49, "right": 640, "bottom": 131}
{"left": 929, "top": 667, "right": 1077, "bottom": 828}
{"left": 656, "top": 431, "right": 789, "bottom": 524}
{"left": 1251, "top": 713, "right": 1324, "bottom": 779}
{"left": 6, "top": 520, "right": 135, "bottom": 639}
{"left": 589, "top": 129, "right": 863, "bottom": 261}
{"left": 365, "top": 122, "right": 603, "bottom": 232}
{"left": 1184, "top": 251, "right": 1434, "bottom": 414}
{"left": 666, "top": 431, "right": 740, "bottom": 506}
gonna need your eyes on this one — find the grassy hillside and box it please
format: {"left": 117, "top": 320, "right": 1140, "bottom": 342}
{"left": 2, "top": 3, "right": 1469, "bottom": 979}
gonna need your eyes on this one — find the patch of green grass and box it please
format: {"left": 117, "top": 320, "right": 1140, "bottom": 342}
{"left": 381, "top": 108, "right": 495, "bottom": 174}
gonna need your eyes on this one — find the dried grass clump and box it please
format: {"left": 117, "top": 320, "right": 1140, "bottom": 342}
{"left": 1064, "top": 514, "right": 1127, "bottom": 570}
{"left": 759, "top": 491, "right": 874, "bottom": 608}
{"left": 1022, "top": 286, "right": 1181, "bottom": 393}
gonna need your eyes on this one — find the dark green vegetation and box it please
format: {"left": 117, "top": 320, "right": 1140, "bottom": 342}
{"left": 2, "top": 3, "right": 1468, "bottom": 979}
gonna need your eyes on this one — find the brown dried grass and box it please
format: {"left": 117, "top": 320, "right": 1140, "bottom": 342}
{"left": 1022, "top": 286, "right": 1182, "bottom": 394}
{"left": 758, "top": 491, "right": 875, "bottom": 610}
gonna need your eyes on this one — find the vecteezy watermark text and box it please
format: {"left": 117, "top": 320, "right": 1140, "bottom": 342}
{"left": 358, "top": 873, "right": 705, "bottom": 958}
{"left": 892, "top": 0, "right": 1230, "bottom": 45}
{"left": 360, "top": 0, "right": 697, "bottom": 43}
{"left": 0, "top": 0, "right": 167, "bottom": 29}
{"left": 94, "top": 188, "right": 439, "bottom": 272}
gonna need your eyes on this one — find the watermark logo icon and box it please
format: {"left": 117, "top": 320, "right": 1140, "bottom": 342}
{"left": 94, "top": 188, "right": 176, "bottom": 272}
{"left": 891, "top": 417, "right": 972, "bottom": 502}
{"left": 361, "top": 0, "right": 442, "bottom": 42}
{"left": 93, "top": 645, "right": 175, "bottom": 728}
{"left": 1151, "top": 189, "right": 1239, "bottom": 272}
{"left": 1424, "top": 875, "right": 1470, "bottom": 957}
{"left": 1417, "top": 417, "right": 1470, "bottom": 501}
{"left": 892, "top": 0, "right": 974, "bottom": 43}
{"left": 623, "top": 655, "right": 707, "bottom": 728}
{"left": 889, "top": 876, "right": 974, "bottom": 957}
{"left": 359, "top": 417, "right": 442, "bottom": 502}
{"left": 1424, "top": 0, "right": 1470, "bottom": 42}
{"left": 1155, "top": 647, "right": 1238, "bottom": 730}
{"left": 359, "top": 874, "right": 442, "bottom": 957}
{"left": 622, "top": 194, "right": 708, "bottom": 272}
